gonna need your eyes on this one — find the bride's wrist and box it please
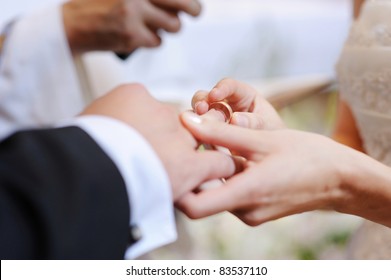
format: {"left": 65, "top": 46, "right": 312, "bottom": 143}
{"left": 331, "top": 145, "right": 367, "bottom": 214}
{"left": 333, "top": 145, "right": 391, "bottom": 225}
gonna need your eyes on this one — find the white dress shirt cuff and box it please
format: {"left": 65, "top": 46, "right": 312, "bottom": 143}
{"left": 70, "top": 115, "right": 177, "bottom": 259}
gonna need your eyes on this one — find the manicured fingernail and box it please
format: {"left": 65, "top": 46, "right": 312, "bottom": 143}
{"left": 183, "top": 112, "right": 203, "bottom": 124}
{"left": 233, "top": 114, "right": 248, "bottom": 127}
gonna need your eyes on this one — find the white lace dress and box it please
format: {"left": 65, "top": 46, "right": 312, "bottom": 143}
{"left": 336, "top": 0, "right": 391, "bottom": 259}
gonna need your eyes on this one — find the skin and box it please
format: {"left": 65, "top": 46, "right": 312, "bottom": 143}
{"left": 178, "top": 112, "right": 391, "bottom": 228}
{"left": 178, "top": 0, "right": 376, "bottom": 227}
{"left": 191, "top": 0, "right": 366, "bottom": 152}
{"left": 178, "top": 75, "right": 391, "bottom": 229}
{"left": 192, "top": 78, "right": 285, "bottom": 131}
{"left": 80, "top": 84, "right": 236, "bottom": 201}
{"left": 62, "top": 0, "right": 202, "bottom": 54}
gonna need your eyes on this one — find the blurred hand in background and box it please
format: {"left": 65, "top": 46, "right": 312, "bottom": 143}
{"left": 62, "top": 0, "right": 202, "bottom": 54}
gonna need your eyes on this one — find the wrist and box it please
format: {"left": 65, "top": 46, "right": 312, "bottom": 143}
{"left": 331, "top": 145, "right": 362, "bottom": 213}
{"left": 333, "top": 144, "right": 391, "bottom": 226}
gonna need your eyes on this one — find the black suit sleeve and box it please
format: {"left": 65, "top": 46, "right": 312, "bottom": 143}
{"left": 0, "top": 126, "right": 130, "bottom": 259}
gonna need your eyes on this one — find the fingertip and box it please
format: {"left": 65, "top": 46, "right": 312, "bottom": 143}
{"left": 166, "top": 16, "right": 181, "bottom": 33}
{"left": 195, "top": 101, "right": 209, "bottom": 114}
{"left": 191, "top": 90, "right": 208, "bottom": 108}
{"left": 145, "top": 32, "right": 162, "bottom": 48}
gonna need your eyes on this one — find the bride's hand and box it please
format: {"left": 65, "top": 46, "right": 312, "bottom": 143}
{"left": 177, "top": 112, "right": 350, "bottom": 226}
{"left": 192, "top": 78, "right": 285, "bottom": 130}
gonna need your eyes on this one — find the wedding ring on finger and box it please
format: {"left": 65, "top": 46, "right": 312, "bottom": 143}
{"left": 209, "top": 101, "right": 233, "bottom": 123}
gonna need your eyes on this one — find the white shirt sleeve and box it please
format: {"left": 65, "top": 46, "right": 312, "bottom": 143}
{"left": 70, "top": 115, "right": 177, "bottom": 259}
{"left": 0, "top": 4, "right": 84, "bottom": 139}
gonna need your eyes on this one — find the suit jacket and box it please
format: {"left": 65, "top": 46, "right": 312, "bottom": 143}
{"left": 0, "top": 126, "right": 131, "bottom": 259}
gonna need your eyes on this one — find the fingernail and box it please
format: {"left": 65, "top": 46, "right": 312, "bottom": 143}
{"left": 183, "top": 112, "right": 203, "bottom": 124}
{"left": 233, "top": 114, "right": 248, "bottom": 127}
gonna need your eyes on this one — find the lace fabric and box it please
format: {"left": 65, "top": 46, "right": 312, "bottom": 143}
{"left": 336, "top": 0, "right": 391, "bottom": 259}
{"left": 338, "top": 68, "right": 391, "bottom": 115}
{"left": 345, "top": 0, "right": 391, "bottom": 47}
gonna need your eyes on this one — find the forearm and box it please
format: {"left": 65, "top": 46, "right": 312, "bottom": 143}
{"left": 336, "top": 147, "right": 391, "bottom": 228}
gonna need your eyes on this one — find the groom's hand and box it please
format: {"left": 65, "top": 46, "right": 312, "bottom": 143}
{"left": 81, "top": 84, "right": 236, "bottom": 201}
{"left": 63, "top": 0, "right": 202, "bottom": 54}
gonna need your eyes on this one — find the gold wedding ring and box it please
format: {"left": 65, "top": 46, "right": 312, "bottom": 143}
{"left": 209, "top": 101, "right": 233, "bottom": 123}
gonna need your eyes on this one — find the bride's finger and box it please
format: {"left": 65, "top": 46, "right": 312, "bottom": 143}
{"left": 231, "top": 112, "right": 265, "bottom": 129}
{"left": 181, "top": 111, "right": 272, "bottom": 158}
{"left": 209, "top": 78, "right": 258, "bottom": 110}
{"left": 191, "top": 90, "right": 209, "bottom": 114}
{"left": 176, "top": 172, "right": 252, "bottom": 219}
